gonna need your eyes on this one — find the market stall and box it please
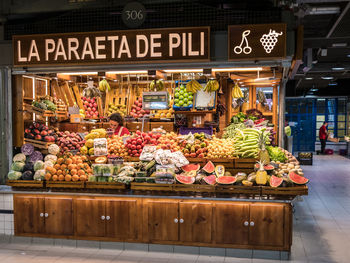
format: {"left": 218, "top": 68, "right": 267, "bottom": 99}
{"left": 7, "top": 24, "right": 304, "bottom": 253}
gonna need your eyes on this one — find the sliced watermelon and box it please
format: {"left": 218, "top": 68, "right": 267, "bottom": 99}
{"left": 216, "top": 176, "right": 237, "bottom": 185}
{"left": 202, "top": 161, "right": 215, "bottom": 174}
{"left": 269, "top": 175, "right": 283, "bottom": 187}
{"left": 176, "top": 174, "right": 195, "bottom": 184}
{"left": 255, "top": 163, "right": 274, "bottom": 171}
{"left": 203, "top": 174, "right": 216, "bottom": 185}
{"left": 182, "top": 163, "right": 200, "bottom": 172}
{"left": 288, "top": 171, "right": 309, "bottom": 185}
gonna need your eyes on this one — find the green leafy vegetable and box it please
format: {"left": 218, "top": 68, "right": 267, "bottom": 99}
{"left": 267, "top": 146, "right": 287, "bottom": 162}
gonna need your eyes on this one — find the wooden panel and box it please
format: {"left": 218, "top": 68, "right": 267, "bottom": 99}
{"left": 150, "top": 122, "right": 174, "bottom": 132}
{"left": 105, "top": 199, "right": 138, "bottom": 240}
{"left": 44, "top": 197, "right": 73, "bottom": 236}
{"left": 179, "top": 202, "right": 212, "bottom": 243}
{"left": 249, "top": 203, "right": 284, "bottom": 247}
{"left": 52, "top": 79, "right": 66, "bottom": 104}
{"left": 13, "top": 75, "right": 24, "bottom": 147}
{"left": 14, "top": 195, "right": 44, "bottom": 235}
{"left": 214, "top": 203, "right": 249, "bottom": 245}
{"left": 35, "top": 79, "right": 47, "bottom": 98}
{"left": 75, "top": 198, "right": 105, "bottom": 237}
{"left": 147, "top": 200, "right": 179, "bottom": 242}
{"left": 126, "top": 122, "right": 150, "bottom": 132}
{"left": 72, "top": 85, "right": 84, "bottom": 111}
{"left": 61, "top": 82, "right": 75, "bottom": 107}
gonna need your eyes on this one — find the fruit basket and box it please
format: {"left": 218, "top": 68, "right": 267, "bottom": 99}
{"left": 173, "top": 80, "right": 195, "bottom": 111}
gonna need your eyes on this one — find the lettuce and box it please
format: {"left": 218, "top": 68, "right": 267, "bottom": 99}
{"left": 267, "top": 146, "right": 287, "bottom": 162}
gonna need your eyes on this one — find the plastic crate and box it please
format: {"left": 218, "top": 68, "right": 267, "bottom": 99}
{"left": 179, "top": 127, "right": 213, "bottom": 135}
{"left": 298, "top": 158, "right": 313, "bottom": 165}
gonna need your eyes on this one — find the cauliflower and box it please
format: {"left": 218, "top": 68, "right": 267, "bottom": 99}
{"left": 44, "top": 154, "right": 57, "bottom": 164}
{"left": 13, "top": 153, "right": 26, "bottom": 163}
{"left": 48, "top": 144, "right": 60, "bottom": 155}
{"left": 34, "top": 160, "right": 45, "bottom": 172}
{"left": 8, "top": 171, "right": 22, "bottom": 180}
{"left": 44, "top": 160, "right": 54, "bottom": 169}
{"left": 11, "top": 162, "right": 25, "bottom": 172}
{"left": 34, "top": 169, "right": 46, "bottom": 181}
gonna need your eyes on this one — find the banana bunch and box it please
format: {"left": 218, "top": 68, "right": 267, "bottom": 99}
{"left": 232, "top": 83, "right": 244, "bottom": 98}
{"left": 149, "top": 80, "right": 164, "bottom": 91}
{"left": 82, "top": 86, "right": 101, "bottom": 98}
{"left": 204, "top": 80, "right": 219, "bottom": 92}
{"left": 98, "top": 79, "right": 111, "bottom": 92}
{"left": 186, "top": 80, "right": 202, "bottom": 93}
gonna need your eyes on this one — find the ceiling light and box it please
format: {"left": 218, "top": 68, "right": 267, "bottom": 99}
{"left": 212, "top": 67, "right": 263, "bottom": 72}
{"left": 332, "top": 67, "right": 345, "bottom": 71}
{"left": 321, "top": 76, "right": 333, "bottom": 80}
{"left": 107, "top": 70, "right": 148, "bottom": 74}
{"left": 162, "top": 69, "right": 203, "bottom": 73}
{"left": 305, "top": 77, "right": 313, "bottom": 80}
{"left": 329, "top": 82, "right": 337, "bottom": 86}
{"left": 59, "top": 72, "right": 98, "bottom": 75}
{"left": 332, "top": 43, "right": 347, "bottom": 47}
{"left": 310, "top": 89, "right": 318, "bottom": 91}
{"left": 309, "top": 7, "right": 340, "bottom": 15}
{"left": 347, "top": 54, "right": 350, "bottom": 58}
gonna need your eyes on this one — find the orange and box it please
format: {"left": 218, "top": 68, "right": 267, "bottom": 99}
{"left": 52, "top": 175, "right": 58, "bottom": 181}
{"left": 78, "top": 163, "right": 84, "bottom": 169}
{"left": 58, "top": 174, "right": 65, "bottom": 181}
{"left": 44, "top": 173, "right": 52, "bottom": 181}
{"left": 50, "top": 168, "right": 57, "bottom": 175}
{"left": 65, "top": 174, "right": 72, "bottom": 181}
{"left": 56, "top": 169, "right": 63, "bottom": 175}
{"left": 61, "top": 164, "right": 67, "bottom": 170}
{"left": 72, "top": 175, "right": 79, "bottom": 182}
{"left": 68, "top": 164, "right": 74, "bottom": 170}
{"left": 66, "top": 158, "right": 73, "bottom": 165}
{"left": 70, "top": 169, "right": 77, "bottom": 176}
{"left": 78, "top": 170, "right": 85, "bottom": 176}
{"left": 81, "top": 155, "right": 88, "bottom": 162}
{"left": 54, "top": 164, "right": 61, "bottom": 170}
{"left": 83, "top": 163, "right": 90, "bottom": 170}
{"left": 57, "top": 158, "right": 64, "bottom": 164}
{"left": 79, "top": 175, "right": 87, "bottom": 181}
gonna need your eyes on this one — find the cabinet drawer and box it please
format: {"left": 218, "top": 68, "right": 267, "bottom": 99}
{"left": 126, "top": 122, "right": 150, "bottom": 132}
{"left": 150, "top": 122, "right": 174, "bottom": 132}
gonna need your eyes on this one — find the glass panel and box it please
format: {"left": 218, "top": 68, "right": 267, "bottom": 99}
{"left": 317, "top": 115, "right": 325, "bottom": 122}
{"left": 338, "top": 130, "right": 345, "bottom": 137}
{"left": 316, "top": 122, "right": 323, "bottom": 129}
{"left": 338, "top": 99, "right": 346, "bottom": 114}
{"left": 256, "top": 87, "right": 273, "bottom": 112}
{"left": 338, "top": 122, "right": 346, "bottom": 129}
{"left": 338, "top": 115, "right": 346, "bottom": 122}
{"left": 317, "top": 99, "right": 326, "bottom": 114}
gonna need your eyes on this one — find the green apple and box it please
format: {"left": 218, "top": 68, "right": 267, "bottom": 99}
{"left": 174, "top": 98, "right": 179, "bottom": 104}
{"left": 188, "top": 95, "right": 193, "bottom": 100}
{"left": 179, "top": 101, "right": 184, "bottom": 106}
{"left": 175, "top": 92, "right": 180, "bottom": 98}
{"left": 183, "top": 92, "right": 188, "bottom": 97}
{"left": 179, "top": 95, "right": 184, "bottom": 100}
{"left": 184, "top": 98, "right": 188, "bottom": 103}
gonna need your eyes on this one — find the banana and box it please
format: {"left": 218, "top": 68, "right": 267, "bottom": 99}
{"left": 186, "top": 80, "right": 201, "bottom": 93}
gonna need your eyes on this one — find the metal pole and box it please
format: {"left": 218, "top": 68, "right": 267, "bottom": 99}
{"left": 278, "top": 79, "right": 287, "bottom": 148}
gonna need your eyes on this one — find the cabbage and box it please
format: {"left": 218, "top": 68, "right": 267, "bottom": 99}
{"left": 34, "top": 160, "right": 45, "bottom": 171}
{"left": 21, "top": 144, "right": 35, "bottom": 156}
{"left": 22, "top": 170, "right": 34, "bottom": 180}
{"left": 48, "top": 144, "right": 60, "bottom": 155}
{"left": 7, "top": 170, "right": 22, "bottom": 180}
{"left": 11, "top": 162, "right": 25, "bottom": 172}
{"left": 44, "top": 154, "right": 57, "bottom": 164}
{"left": 34, "top": 169, "right": 45, "bottom": 181}
{"left": 29, "top": 151, "right": 43, "bottom": 163}
{"left": 13, "top": 153, "right": 26, "bottom": 163}
{"left": 23, "top": 162, "right": 34, "bottom": 172}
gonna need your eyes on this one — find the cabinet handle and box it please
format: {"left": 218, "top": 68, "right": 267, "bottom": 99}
{"left": 40, "top": 213, "right": 44, "bottom": 217}
{"left": 106, "top": 216, "right": 110, "bottom": 220}
{"left": 44, "top": 213, "right": 48, "bottom": 218}
{"left": 174, "top": 218, "right": 178, "bottom": 223}
{"left": 250, "top": 221, "right": 255, "bottom": 226}
{"left": 179, "top": 218, "right": 184, "bottom": 223}
{"left": 244, "top": 221, "right": 249, "bottom": 226}
{"left": 101, "top": 215, "right": 105, "bottom": 220}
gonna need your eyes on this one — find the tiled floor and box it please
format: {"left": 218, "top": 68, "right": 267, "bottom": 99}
{"left": 1, "top": 155, "right": 350, "bottom": 262}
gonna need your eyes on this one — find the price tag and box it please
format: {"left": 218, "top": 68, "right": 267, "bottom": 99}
{"left": 122, "top": 2, "right": 146, "bottom": 28}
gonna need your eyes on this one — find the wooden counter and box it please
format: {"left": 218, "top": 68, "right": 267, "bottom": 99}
{"left": 13, "top": 193, "right": 293, "bottom": 252}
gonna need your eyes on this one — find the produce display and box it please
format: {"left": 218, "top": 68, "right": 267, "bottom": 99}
{"left": 107, "top": 103, "right": 127, "bottom": 117}
{"left": 24, "top": 122, "right": 57, "bottom": 142}
{"left": 107, "top": 136, "right": 128, "bottom": 157}
{"left": 175, "top": 84, "right": 194, "bottom": 107}
{"left": 129, "top": 97, "right": 150, "bottom": 119}
{"left": 81, "top": 129, "right": 107, "bottom": 156}
{"left": 32, "top": 97, "right": 57, "bottom": 112}
{"left": 204, "top": 79, "right": 219, "bottom": 92}
{"left": 181, "top": 133, "right": 208, "bottom": 158}
{"left": 156, "top": 132, "right": 180, "bottom": 152}
{"left": 81, "top": 96, "right": 99, "bottom": 119}
{"left": 207, "top": 136, "right": 235, "bottom": 159}
{"left": 154, "top": 108, "right": 174, "bottom": 118}
{"left": 56, "top": 131, "right": 85, "bottom": 153}
{"left": 125, "top": 131, "right": 161, "bottom": 157}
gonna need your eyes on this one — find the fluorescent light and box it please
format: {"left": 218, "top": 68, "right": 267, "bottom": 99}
{"left": 59, "top": 72, "right": 98, "bottom": 75}
{"left": 107, "top": 70, "right": 148, "bottom": 74}
{"left": 332, "top": 43, "right": 347, "bottom": 47}
{"left": 321, "top": 76, "right": 333, "bottom": 80}
{"left": 332, "top": 67, "right": 345, "bottom": 71}
{"left": 309, "top": 7, "right": 340, "bottom": 15}
{"left": 310, "top": 89, "right": 318, "bottom": 91}
{"left": 329, "top": 82, "right": 337, "bottom": 86}
{"left": 163, "top": 69, "right": 203, "bottom": 73}
{"left": 305, "top": 77, "right": 313, "bottom": 80}
{"left": 213, "top": 67, "right": 263, "bottom": 72}
{"left": 254, "top": 77, "right": 270, "bottom": 81}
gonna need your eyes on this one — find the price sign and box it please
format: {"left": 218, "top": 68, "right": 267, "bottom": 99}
{"left": 142, "top": 91, "right": 168, "bottom": 110}
{"left": 122, "top": 1, "right": 146, "bottom": 28}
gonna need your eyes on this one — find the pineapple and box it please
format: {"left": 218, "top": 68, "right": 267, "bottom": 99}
{"left": 255, "top": 160, "right": 268, "bottom": 185}
{"left": 258, "top": 132, "right": 270, "bottom": 164}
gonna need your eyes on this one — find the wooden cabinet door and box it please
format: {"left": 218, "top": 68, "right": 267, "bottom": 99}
{"left": 105, "top": 199, "right": 138, "bottom": 240}
{"left": 75, "top": 198, "right": 105, "bottom": 237}
{"left": 179, "top": 202, "right": 212, "bottom": 243}
{"left": 147, "top": 200, "right": 179, "bottom": 242}
{"left": 14, "top": 195, "right": 45, "bottom": 235}
{"left": 215, "top": 203, "right": 249, "bottom": 245}
{"left": 249, "top": 204, "right": 284, "bottom": 247}
{"left": 44, "top": 197, "right": 73, "bottom": 236}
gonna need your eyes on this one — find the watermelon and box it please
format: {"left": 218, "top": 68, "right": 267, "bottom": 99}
{"left": 202, "top": 174, "right": 216, "bottom": 185}
{"left": 269, "top": 175, "right": 283, "bottom": 187}
{"left": 216, "top": 176, "right": 237, "bottom": 185}
{"left": 176, "top": 174, "right": 195, "bottom": 184}
{"left": 182, "top": 163, "right": 200, "bottom": 172}
{"left": 202, "top": 161, "right": 215, "bottom": 174}
{"left": 288, "top": 171, "right": 309, "bottom": 185}
{"left": 255, "top": 163, "right": 274, "bottom": 171}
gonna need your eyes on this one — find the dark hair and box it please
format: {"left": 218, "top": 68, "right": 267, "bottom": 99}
{"left": 323, "top": 121, "right": 327, "bottom": 125}
{"left": 109, "top": 113, "right": 123, "bottom": 125}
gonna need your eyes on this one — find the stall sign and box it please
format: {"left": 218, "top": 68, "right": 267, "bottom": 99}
{"left": 142, "top": 91, "right": 168, "bottom": 110}
{"left": 228, "top": 23, "right": 286, "bottom": 60}
{"left": 13, "top": 27, "right": 210, "bottom": 66}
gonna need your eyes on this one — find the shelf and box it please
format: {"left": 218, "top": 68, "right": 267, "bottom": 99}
{"left": 175, "top": 110, "right": 216, "bottom": 115}
{"left": 23, "top": 97, "right": 34, "bottom": 100}
{"left": 262, "top": 112, "right": 273, "bottom": 116}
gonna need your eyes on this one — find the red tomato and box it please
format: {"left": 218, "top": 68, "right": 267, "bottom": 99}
{"left": 136, "top": 138, "right": 142, "bottom": 145}
{"left": 136, "top": 145, "right": 142, "bottom": 150}
{"left": 131, "top": 145, "right": 136, "bottom": 150}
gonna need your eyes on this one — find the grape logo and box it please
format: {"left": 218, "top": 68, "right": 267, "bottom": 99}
{"left": 234, "top": 30, "right": 252, "bottom": 55}
{"left": 260, "top": 29, "right": 283, "bottom": 54}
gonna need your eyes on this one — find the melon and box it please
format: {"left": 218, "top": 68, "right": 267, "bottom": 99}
{"left": 255, "top": 163, "right": 274, "bottom": 171}
{"left": 203, "top": 174, "right": 216, "bottom": 185}
{"left": 288, "top": 171, "right": 309, "bottom": 185}
{"left": 242, "top": 180, "right": 253, "bottom": 186}
{"left": 202, "top": 161, "right": 215, "bottom": 174}
{"left": 182, "top": 163, "right": 200, "bottom": 172}
{"left": 216, "top": 176, "right": 237, "bottom": 185}
{"left": 176, "top": 174, "right": 195, "bottom": 184}
{"left": 215, "top": 165, "right": 225, "bottom": 177}
{"left": 269, "top": 175, "right": 283, "bottom": 187}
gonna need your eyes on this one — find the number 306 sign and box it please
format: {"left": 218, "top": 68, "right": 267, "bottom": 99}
{"left": 122, "top": 2, "right": 146, "bottom": 28}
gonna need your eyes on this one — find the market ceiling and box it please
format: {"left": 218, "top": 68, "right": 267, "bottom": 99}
{"left": 289, "top": 0, "right": 350, "bottom": 96}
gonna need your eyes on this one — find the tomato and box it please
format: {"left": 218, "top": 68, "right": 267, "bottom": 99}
{"left": 132, "top": 140, "right": 137, "bottom": 145}
{"left": 131, "top": 145, "right": 136, "bottom": 150}
{"left": 136, "top": 130, "right": 141, "bottom": 136}
{"left": 151, "top": 139, "right": 157, "bottom": 144}
{"left": 132, "top": 150, "right": 138, "bottom": 155}
{"left": 136, "top": 138, "right": 142, "bottom": 145}
{"left": 136, "top": 145, "right": 142, "bottom": 150}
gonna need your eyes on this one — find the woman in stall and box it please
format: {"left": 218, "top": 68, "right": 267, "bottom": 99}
{"left": 109, "top": 113, "right": 130, "bottom": 137}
